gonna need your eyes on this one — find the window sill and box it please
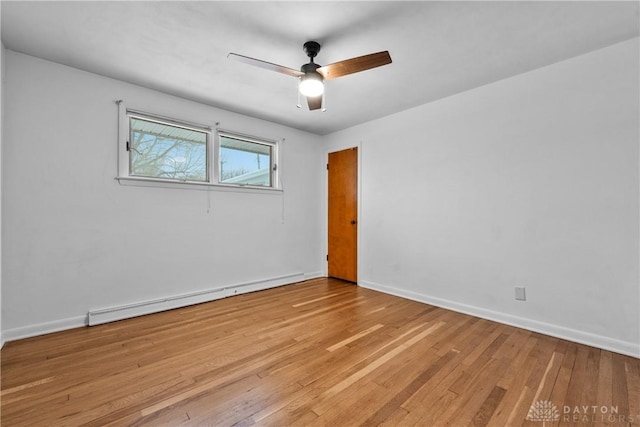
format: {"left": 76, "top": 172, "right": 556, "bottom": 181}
{"left": 115, "top": 176, "right": 283, "bottom": 194}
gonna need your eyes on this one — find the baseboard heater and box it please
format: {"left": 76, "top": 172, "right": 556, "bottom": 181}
{"left": 87, "top": 272, "right": 306, "bottom": 326}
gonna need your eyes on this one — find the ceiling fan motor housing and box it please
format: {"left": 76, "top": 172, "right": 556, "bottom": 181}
{"left": 301, "top": 62, "right": 321, "bottom": 74}
{"left": 303, "top": 41, "right": 321, "bottom": 60}
{"left": 301, "top": 42, "right": 323, "bottom": 81}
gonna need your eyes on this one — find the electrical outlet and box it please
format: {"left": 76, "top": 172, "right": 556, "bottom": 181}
{"left": 515, "top": 287, "right": 526, "bottom": 301}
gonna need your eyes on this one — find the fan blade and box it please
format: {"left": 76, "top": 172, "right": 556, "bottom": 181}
{"left": 317, "top": 51, "right": 392, "bottom": 80}
{"left": 307, "top": 95, "right": 323, "bottom": 111}
{"left": 228, "top": 53, "right": 304, "bottom": 78}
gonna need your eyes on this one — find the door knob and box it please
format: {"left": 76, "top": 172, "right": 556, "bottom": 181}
{"left": 350, "top": 220, "right": 357, "bottom": 225}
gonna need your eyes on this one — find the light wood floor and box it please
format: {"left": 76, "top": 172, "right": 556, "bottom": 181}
{"left": 1, "top": 278, "right": 639, "bottom": 426}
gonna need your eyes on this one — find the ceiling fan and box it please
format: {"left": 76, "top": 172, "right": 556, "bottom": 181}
{"left": 228, "top": 41, "right": 392, "bottom": 111}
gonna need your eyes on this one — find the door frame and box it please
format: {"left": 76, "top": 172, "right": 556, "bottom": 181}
{"left": 324, "top": 143, "right": 362, "bottom": 284}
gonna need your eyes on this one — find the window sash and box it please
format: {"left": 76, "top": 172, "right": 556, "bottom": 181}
{"left": 127, "top": 113, "right": 211, "bottom": 183}
{"left": 217, "top": 131, "right": 276, "bottom": 188}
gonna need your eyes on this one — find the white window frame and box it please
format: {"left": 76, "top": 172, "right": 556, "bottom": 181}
{"left": 127, "top": 111, "right": 211, "bottom": 183}
{"left": 216, "top": 129, "right": 279, "bottom": 189}
{"left": 116, "top": 103, "right": 281, "bottom": 193}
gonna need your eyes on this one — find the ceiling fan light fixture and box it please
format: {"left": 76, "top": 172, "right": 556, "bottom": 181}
{"left": 299, "top": 72, "right": 324, "bottom": 97}
{"left": 229, "top": 40, "right": 391, "bottom": 112}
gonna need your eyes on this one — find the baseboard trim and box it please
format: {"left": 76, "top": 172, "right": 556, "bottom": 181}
{"left": 88, "top": 272, "right": 307, "bottom": 326}
{"left": 88, "top": 287, "right": 227, "bottom": 326}
{"left": 303, "top": 271, "right": 324, "bottom": 280}
{"left": 359, "top": 280, "right": 640, "bottom": 359}
{"left": 3, "top": 272, "right": 317, "bottom": 343}
{"left": 2, "top": 315, "right": 87, "bottom": 343}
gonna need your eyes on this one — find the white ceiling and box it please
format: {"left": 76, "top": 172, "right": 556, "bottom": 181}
{"left": 2, "top": 1, "right": 638, "bottom": 135}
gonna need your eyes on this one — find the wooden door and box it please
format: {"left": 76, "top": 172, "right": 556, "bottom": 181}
{"left": 328, "top": 147, "right": 358, "bottom": 282}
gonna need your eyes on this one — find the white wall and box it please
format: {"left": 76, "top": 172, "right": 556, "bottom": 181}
{"left": 2, "top": 51, "right": 324, "bottom": 339}
{"left": 0, "top": 40, "right": 4, "bottom": 348}
{"left": 324, "top": 38, "right": 640, "bottom": 357}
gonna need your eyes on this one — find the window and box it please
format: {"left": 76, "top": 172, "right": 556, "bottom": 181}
{"left": 119, "top": 108, "right": 279, "bottom": 190}
{"left": 128, "top": 114, "right": 209, "bottom": 182}
{"left": 218, "top": 133, "right": 273, "bottom": 187}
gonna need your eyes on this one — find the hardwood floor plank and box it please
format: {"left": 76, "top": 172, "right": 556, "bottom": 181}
{"left": 405, "top": 389, "right": 459, "bottom": 426}
{"left": 490, "top": 353, "right": 539, "bottom": 426}
{"left": 442, "top": 357, "right": 512, "bottom": 425}
{"left": 532, "top": 350, "right": 563, "bottom": 403}
{"left": 611, "top": 353, "right": 631, "bottom": 421}
{"left": 506, "top": 384, "right": 536, "bottom": 427}
{"left": 402, "top": 321, "right": 523, "bottom": 418}
{"left": 2, "top": 278, "right": 638, "bottom": 426}
{"left": 626, "top": 359, "right": 640, "bottom": 424}
{"left": 311, "top": 321, "right": 446, "bottom": 416}
{"left": 0, "top": 376, "right": 56, "bottom": 396}
{"left": 448, "top": 331, "right": 509, "bottom": 395}
{"left": 291, "top": 291, "right": 346, "bottom": 307}
{"left": 563, "top": 345, "right": 591, "bottom": 422}
{"left": 471, "top": 385, "right": 507, "bottom": 426}
{"left": 325, "top": 323, "right": 384, "bottom": 352}
{"left": 313, "top": 381, "right": 384, "bottom": 425}
{"left": 296, "top": 322, "right": 425, "bottom": 388}
{"left": 364, "top": 349, "right": 458, "bottom": 425}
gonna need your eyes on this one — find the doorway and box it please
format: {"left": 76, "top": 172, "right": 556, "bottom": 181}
{"left": 327, "top": 147, "right": 358, "bottom": 283}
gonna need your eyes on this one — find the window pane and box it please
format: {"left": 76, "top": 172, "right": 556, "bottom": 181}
{"left": 129, "top": 117, "right": 208, "bottom": 182}
{"left": 219, "top": 136, "right": 272, "bottom": 187}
